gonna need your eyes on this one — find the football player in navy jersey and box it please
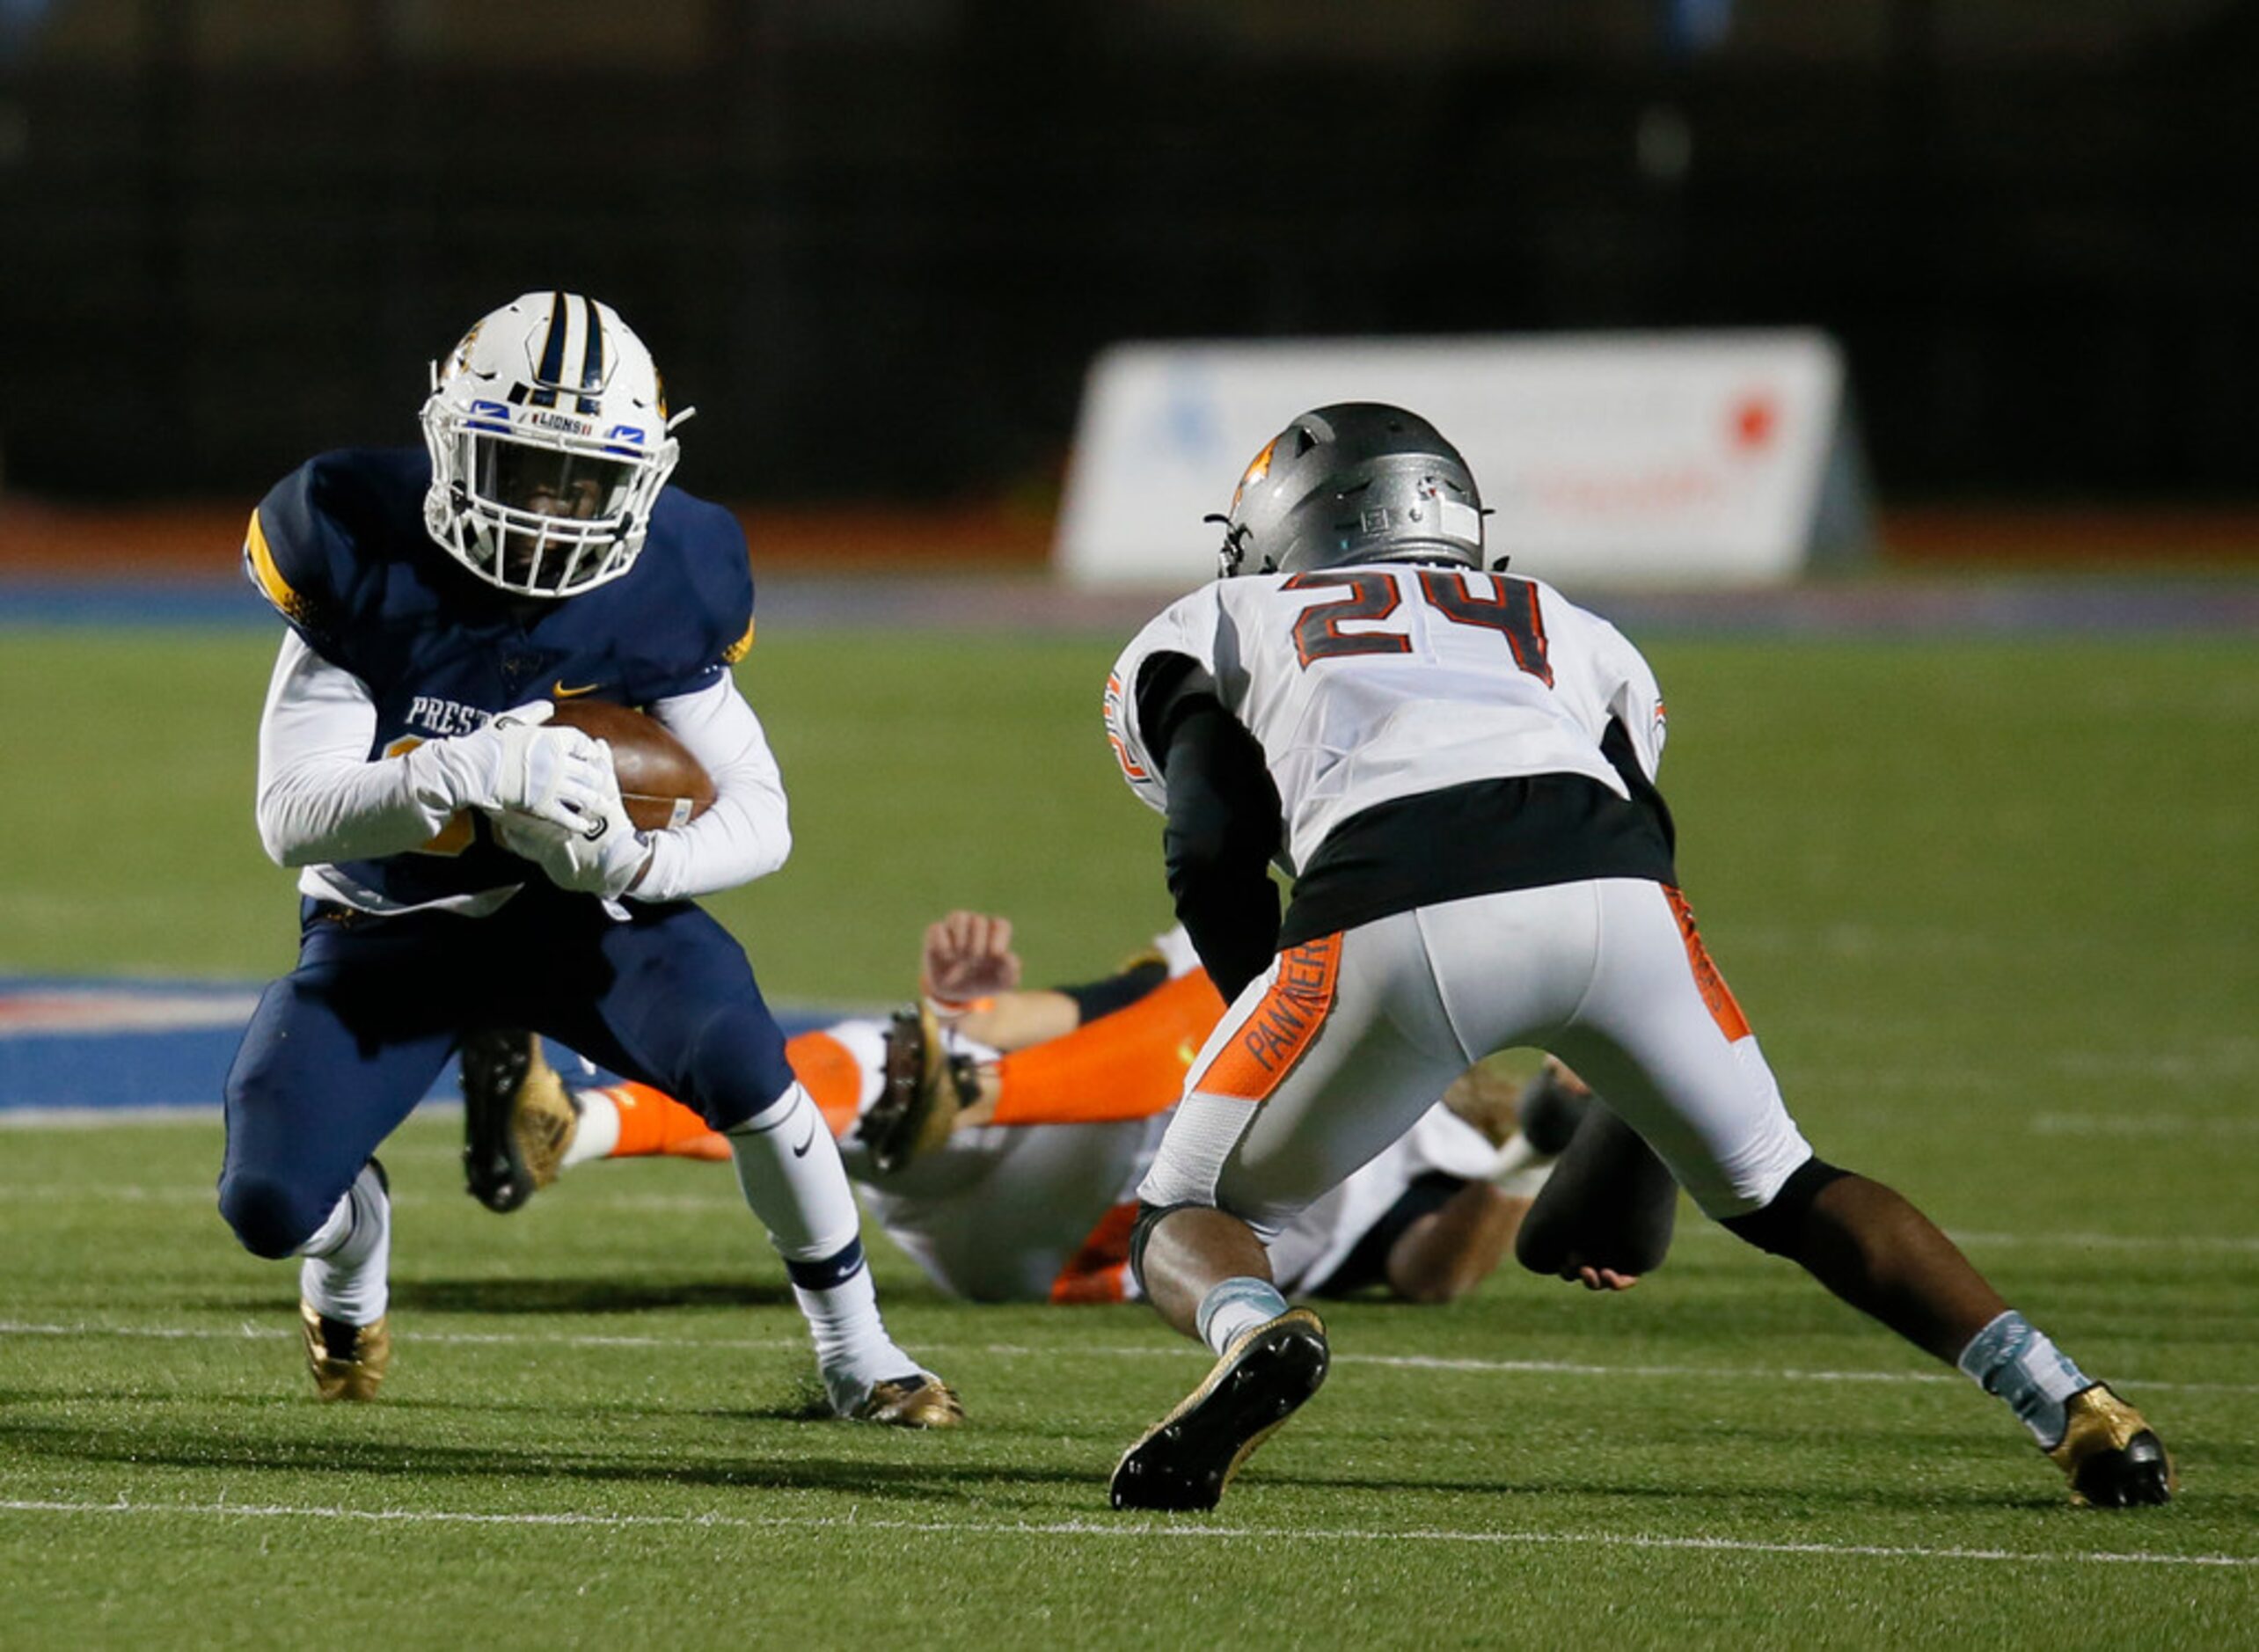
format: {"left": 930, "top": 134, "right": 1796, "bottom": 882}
{"left": 220, "top": 290, "right": 961, "bottom": 1427}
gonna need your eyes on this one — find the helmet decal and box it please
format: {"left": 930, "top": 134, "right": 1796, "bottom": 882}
{"left": 1229, "top": 436, "right": 1280, "bottom": 518}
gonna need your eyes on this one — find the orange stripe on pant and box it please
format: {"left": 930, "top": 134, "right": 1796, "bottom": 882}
{"left": 1189, "top": 933, "right": 1342, "bottom": 1104}
{"left": 991, "top": 969, "right": 1227, "bottom": 1128}
{"left": 1663, "top": 886, "right": 1751, "bottom": 1042}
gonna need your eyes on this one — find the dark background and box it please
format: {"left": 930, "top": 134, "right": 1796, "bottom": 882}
{"left": 2, "top": 0, "right": 2253, "bottom": 510}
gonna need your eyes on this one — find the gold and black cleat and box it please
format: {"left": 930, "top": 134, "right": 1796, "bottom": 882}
{"left": 461, "top": 1029, "right": 580, "bottom": 1213}
{"left": 2048, "top": 1384, "right": 2175, "bottom": 1508}
{"left": 300, "top": 1300, "right": 391, "bottom": 1403}
{"left": 852, "top": 1374, "right": 967, "bottom": 1429}
{"left": 1110, "top": 1308, "right": 1329, "bottom": 1513}
{"left": 859, "top": 1005, "right": 970, "bottom": 1176}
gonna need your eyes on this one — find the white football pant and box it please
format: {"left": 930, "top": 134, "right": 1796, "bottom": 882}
{"left": 1138, "top": 878, "right": 1814, "bottom": 1237}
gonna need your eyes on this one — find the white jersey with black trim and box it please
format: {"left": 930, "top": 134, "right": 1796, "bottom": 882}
{"left": 1104, "top": 567, "right": 1667, "bottom": 876}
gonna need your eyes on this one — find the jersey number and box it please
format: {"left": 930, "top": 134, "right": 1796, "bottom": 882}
{"left": 1283, "top": 569, "right": 1554, "bottom": 685}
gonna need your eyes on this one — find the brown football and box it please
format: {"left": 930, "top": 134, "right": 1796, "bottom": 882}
{"left": 549, "top": 699, "right": 716, "bottom": 831}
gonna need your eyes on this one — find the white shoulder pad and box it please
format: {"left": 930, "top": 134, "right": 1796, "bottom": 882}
{"left": 1532, "top": 579, "right": 1668, "bottom": 782}
{"left": 1103, "top": 588, "right": 1224, "bottom": 818}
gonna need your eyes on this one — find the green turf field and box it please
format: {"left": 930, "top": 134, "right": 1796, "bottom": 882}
{"left": 2, "top": 625, "right": 2255, "bottom": 1646}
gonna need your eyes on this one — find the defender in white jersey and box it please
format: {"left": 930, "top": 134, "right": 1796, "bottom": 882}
{"left": 1100, "top": 403, "right": 2172, "bottom": 1513}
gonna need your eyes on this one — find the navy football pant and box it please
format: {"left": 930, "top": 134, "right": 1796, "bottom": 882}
{"left": 219, "top": 887, "right": 796, "bottom": 1258}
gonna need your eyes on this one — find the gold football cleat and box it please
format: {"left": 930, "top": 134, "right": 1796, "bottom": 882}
{"left": 861, "top": 1005, "right": 968, "bottom": 1175}
{"left": 2047, "top": 1384, "right": 2175, "bottom": 1508}
{"left": 1110, "top": 1307, "right": 1329, "bottom": 1512}
{"left": 852, "top": 1374, "right": 966, "bottom": 1429}
{"left": 300, "top": 1300, "right": 391, "bottom": 1403}
{"left": 461, "top": 1030, "right": 580, "bottom": 1212}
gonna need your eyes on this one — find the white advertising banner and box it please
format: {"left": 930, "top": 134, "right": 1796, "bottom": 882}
{"left": 1055, "top": 331, "right": 1863, "bottom": 590}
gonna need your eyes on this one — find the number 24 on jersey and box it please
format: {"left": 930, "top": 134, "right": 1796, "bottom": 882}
{"left": 1283, "top": 568, "right": 1554, "bottom": 685}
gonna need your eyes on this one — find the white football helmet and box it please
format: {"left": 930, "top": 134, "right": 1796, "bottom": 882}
{"left": 420, "top": 291, "right": 692, "bottom": 597}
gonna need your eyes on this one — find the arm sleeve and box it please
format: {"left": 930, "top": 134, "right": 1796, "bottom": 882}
{"left": 254, "top": 632, "right": 462, "bottom": 866}
{"left": 1147, "top": 662, "right": 1283, "bottom": 1003}
{"left": 628, "top": 675, "right": 792, "bottom": 901}
{"left": 1055, "top": 960, "right": 1171, "bottom": 1024}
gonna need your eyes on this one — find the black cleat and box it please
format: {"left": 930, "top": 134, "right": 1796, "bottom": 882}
{"left": 460, "top": 1029, "right": 577, "bottom": 1213}
{"left": 2048, "top": 1384, "right": 2175, "bottom": 1508}
{"left": 1110, "top": 1308, "right": 1329, "bottom": 1513}
{"left": 859, "top": 1004, "right": 967, "bottom": 1176}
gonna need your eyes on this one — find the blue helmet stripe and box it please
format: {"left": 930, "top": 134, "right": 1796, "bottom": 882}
{"left": 536, "top": 291, "right": 569, "bottom": 385}
{"left": 524, "top": 290, "right": 571, "bottom": 409}
{"left": 577, "top": 296, "right": 603, "bottom": 414}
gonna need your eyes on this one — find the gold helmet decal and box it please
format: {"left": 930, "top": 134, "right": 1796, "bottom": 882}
{"left": 440, "top": 320, "right": 484, "bottom": 383}
{"left": 1229, "top": 437, "right": 1280, "bottom": 517}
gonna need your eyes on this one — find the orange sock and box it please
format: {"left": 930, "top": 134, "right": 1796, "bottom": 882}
{"left": 1050, "top": 1201, "right": 1141, "bottom": 1304}
{"left": 786, "top": 1030, "right": 866, "bottom": 1140}
{"left": 601, "top": 1082, "right": 732, "bottom": 1161}
{"left": 992, "top": 970, "right": 1227, "bottom": 1127}
{"left": 589, "top": 1030, "right": 866, "bottom": 1166}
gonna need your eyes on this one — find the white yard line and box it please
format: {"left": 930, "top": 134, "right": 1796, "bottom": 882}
{"left": 0, "top": 1496, "right": 2247, "bottom": 1569}
{"left": 3, "top": 1318, "right": 2253, "bottom": 1395}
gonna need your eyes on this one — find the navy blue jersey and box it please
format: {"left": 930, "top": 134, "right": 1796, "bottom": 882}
{"left": 244, "top": 446, "right": 756, "bottom": 910}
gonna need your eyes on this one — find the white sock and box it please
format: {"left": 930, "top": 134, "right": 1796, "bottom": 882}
{"left": 792, "top": 1251, "right": 918, "bottom": 1414}
{"left": 727, "top": 1085, "right": 906, "bottom": 1408}
{"left": 1957, "top": 1309, "right": 2092, "bottom": 1447}
{"left": 726, "top": 1083, "right": 863, "bottom": 1260}
{"left": 296, "top": 1162, "right": 390, "bottom": 1326}
{"left": 561, "top": 1087, "right": 621, "bottom": 1166}
{"left": 1195, "top": 1276, "right": 1290, "bottom": 1357}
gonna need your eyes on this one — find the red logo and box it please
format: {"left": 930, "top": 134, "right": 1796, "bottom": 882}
{"left": 1729, "top": 391, "right": 1779, "bottom": 454}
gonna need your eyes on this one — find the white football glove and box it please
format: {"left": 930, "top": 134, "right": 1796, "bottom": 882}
{"left": 493, "top": 769, "right": 653, "bottom": 898}
{"left": 408, "top": 701, "right": 614, "bottom": 831}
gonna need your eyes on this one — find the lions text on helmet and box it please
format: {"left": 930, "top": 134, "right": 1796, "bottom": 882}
{"left": 420, "top": 291, "right": 696, "bottom": 598}
{"left": 1210, "top": 402, "right": 1490, "bottom": 580}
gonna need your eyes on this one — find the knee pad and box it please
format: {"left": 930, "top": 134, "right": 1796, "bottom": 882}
{"left": 1718, "top": 1156, "right": 1848, "bottom": 1257}
{"left": 1128, "top": 1201, "right": 1207, "bottom": 1300}
{"left": 217, "top": 1173, "right": 321, "bottom": 1261}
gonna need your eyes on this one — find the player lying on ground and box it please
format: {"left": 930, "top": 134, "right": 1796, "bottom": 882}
{"left": 460, "top": 910, "right": 1590, "bottom": 1307}
{"left": 1097, "top": 401, "right": 2172, "bottom": 1512}
{"left": 220, "top": 290, "right": 956, "bottom": 1426}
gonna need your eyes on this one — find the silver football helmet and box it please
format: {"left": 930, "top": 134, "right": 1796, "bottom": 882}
{"left": 1212, "top": 403, "right": 1485, "bottom": 578}
{"left": 420, "top": 291, "right": 691, "bottom": 597}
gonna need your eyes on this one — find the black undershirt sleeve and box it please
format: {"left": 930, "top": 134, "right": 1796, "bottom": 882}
{"left": 1137, "top": 655, "right": 1283, "bottom": 1003}
{"left": 1054, "top": 960, "right": 1170, "bottom": 1025}
{"left": 1598, "top": 717, "right": 1677, "bottom": 859}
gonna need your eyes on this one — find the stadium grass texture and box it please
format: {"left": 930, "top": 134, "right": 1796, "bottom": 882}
{"left": 1, "top": 624, "right": 2254, "bottom": 1647}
